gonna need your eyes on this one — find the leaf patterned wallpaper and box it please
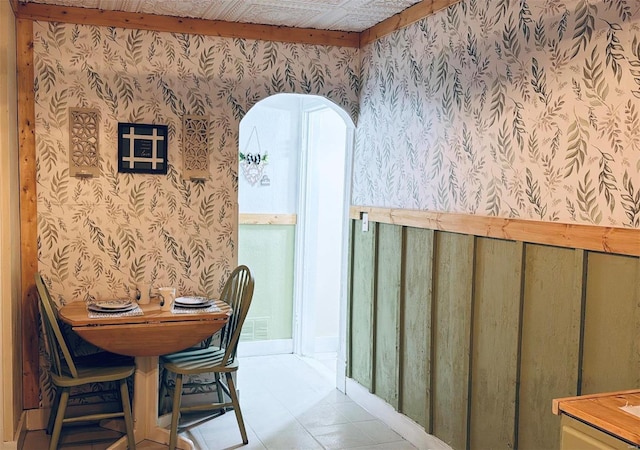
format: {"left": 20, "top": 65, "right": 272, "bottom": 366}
{"left": 33, "top": 23, "right": 359, "bottom": 306}
{"left": 354, "top": 0, "right": 640, "bottom": 228}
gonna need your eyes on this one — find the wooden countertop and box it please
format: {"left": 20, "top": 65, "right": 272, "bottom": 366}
{"left": 553, "top": 389, "right": 640, "bottom": 446}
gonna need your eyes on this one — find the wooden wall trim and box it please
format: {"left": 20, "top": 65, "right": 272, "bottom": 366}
{"left": 16, "top": 18, "right": 39, "bottom": 410}
{"left": 13, "top": 2, "right": 360, "bottom": 48}
{"left": 359, "top": 0, "right": 462, "bottom": 47}
{"left": 350, "top": 206, "right": 640, "bottom": 257}
{"left": 239, "top": 213, "right": 297, "bottom": 225}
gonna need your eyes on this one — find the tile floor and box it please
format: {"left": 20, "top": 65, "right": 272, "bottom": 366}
{"left": 23, "top": 354, "right": 418, "bottom": 450}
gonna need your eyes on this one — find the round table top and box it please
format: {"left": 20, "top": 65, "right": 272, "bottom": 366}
{"left": 58, "top": 300, "right": 231, "bottom": 356}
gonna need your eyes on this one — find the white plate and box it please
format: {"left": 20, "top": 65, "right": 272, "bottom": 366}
{"left": 88, "top": 305, "right": 137, "bottom": 314}
{"left": 89, "top": 299, "right": 134, "bottom": 311}
{"left": 174, "top": 296, "right": 213, "bottom": 307}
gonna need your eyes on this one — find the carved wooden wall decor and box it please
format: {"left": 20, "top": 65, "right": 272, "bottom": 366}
{"left": 183, "top": 115, "right": 210, "bottom": 181}
{"left": 68, "top": 107, "right": 100, "bottom": 178}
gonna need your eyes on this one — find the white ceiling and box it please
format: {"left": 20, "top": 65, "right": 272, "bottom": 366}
{"left": 23, "top": 0, "right": 423, "bottom": 32}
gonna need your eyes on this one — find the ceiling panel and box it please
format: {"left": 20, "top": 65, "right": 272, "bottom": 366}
{"left": 23, "top": 0, "right": 423, "bottom": 32}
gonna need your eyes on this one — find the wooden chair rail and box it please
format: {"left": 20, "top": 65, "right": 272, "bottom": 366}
{"left": 350, "top": 206, "right": 640, "bottom": 257}
{"left": 239, "top": 213, "right": 297, "bottom": 225}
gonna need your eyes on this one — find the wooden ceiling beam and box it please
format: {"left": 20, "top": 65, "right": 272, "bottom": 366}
{"left": 360, "top": 0, "right": 462, "bottom": 47}
{"left": 13, "top": 1, "right": 361, "bottom": 48}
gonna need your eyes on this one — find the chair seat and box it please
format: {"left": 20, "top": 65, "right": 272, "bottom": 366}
{"left": 51, "top": 365, "right": 136, "bottom": 387}
{"left": 53, "top": 364, "right": 136, "bottom": 388}
{"left": 161, "top": 348, "right": 238, "bottom": 375}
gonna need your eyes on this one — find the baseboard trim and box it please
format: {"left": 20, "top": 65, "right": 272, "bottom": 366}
{"left": 345, "top": 378, "right": 452, "bottom": 450}
{"left": 25, "top": 408, "right": 46, "bottom": 431}
{"left": 2, "top": 410, "right": 25, "bottom": 450}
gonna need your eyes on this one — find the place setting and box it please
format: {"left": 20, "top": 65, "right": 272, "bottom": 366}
{"left": 171, "top": 295, "right": 221, "bottom": 314}
{"left": 87, "top": 298, "right": 143, "bottom": 318}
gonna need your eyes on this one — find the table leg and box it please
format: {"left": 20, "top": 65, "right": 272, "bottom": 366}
{"left": 106, "top": 356, "right": 195, "bottom": 450}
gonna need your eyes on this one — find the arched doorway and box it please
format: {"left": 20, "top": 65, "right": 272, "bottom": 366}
{"left": 237, "top": 93, "right": 354, "bottom": 390}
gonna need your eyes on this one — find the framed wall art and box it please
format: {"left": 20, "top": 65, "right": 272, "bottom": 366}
{"left": 118, "top": 122, "right": 168, "bottom": 174}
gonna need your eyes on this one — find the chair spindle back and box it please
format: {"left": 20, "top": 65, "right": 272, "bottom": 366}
{"left": 35, "top": 273, "right": 79, "bottom": 379}
{"left": 218, "top": 265, "right": 254, "bottom": 365}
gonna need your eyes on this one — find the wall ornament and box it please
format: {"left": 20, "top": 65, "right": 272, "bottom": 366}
{"left": 239, "top": 126, "right": 268, "bottom": 186}
{"left": 183, "top": 115, "right": 210, "bottom": 181}
{"left": 69, "top": 107, "right": 100, "bottom": 178}
{"left": 117, "top": 122, "right": 169, "bottom": 174}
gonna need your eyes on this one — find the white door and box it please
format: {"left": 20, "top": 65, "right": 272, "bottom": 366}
{"left": 295, "top": 105, "right": 347, "bottom": 360}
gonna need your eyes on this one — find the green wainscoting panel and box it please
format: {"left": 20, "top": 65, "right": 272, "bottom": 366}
{"left": 349, "top": 220, "right": 376, "bottom": 390}
{"left": 374, "top": 223, "right": 402, "bottom": 408}
{"left": 239, "top": 224, "right": 295, "bottom": 341}
{"left": 518, "top": 245, "right": 583, "bottom": 450}
{"left": 581, "top": 252, "right": 640, "bottom": 395}
{"left": 432, "top": 232, "right": 474, "bottom": 450}
{"left": 469, "top": 238, "right": 523, "bottom": 450}
{"left": 400, "top": 227, "right": 434, "bottom": 431}
{"left": 347, "top": 219, "right": 640, "bottom": 450}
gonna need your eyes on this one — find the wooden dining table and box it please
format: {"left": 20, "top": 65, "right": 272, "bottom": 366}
{"left": 58, "top": 299, "right": 231, "bottom": 450}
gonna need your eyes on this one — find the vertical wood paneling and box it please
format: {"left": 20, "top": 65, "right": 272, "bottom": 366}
{"left": 432, "top": 231, "right": 474, "bottom": 450}
{"left": 582, "top": 252, "right": 640, "bottom": 394}
{"left": 349, "top": 220, "right": 376, "bottom": 390}
{"left": 469, "top": 238, "right": 523, "bottom": 450}
{"left": 400, "top": 227, "right": 434, "bottom": 431}
{"left": 374, "top": 223, "right": 402, "bottom": 408}
{"left": 518, "top": 245, "right": 584, "bottom": 450}
{"left": 17, "top": 17, "right": 39, "bottom": 410}
{"left": 347, "top": 218, "right": 640, "bottom": 448}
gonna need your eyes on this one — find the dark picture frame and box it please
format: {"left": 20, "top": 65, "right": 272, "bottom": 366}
{"left": 118, "top": 122, "right": 169, "bottom": 174}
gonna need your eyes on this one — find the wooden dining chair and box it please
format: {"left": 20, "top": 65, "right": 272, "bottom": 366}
{"left": 159, "top": 265, "right": 254, "bottom": 450}
{"left": 35, "top": 273, "right": 137, "bottom": 450}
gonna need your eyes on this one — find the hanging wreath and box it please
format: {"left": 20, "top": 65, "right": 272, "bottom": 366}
{"left": 239, "top": 126, "right": 269, "bottom": 186}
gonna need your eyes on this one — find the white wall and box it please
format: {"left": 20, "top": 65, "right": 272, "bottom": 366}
{"left": 0, "top": 1, "right": 22, "bottom": 446}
